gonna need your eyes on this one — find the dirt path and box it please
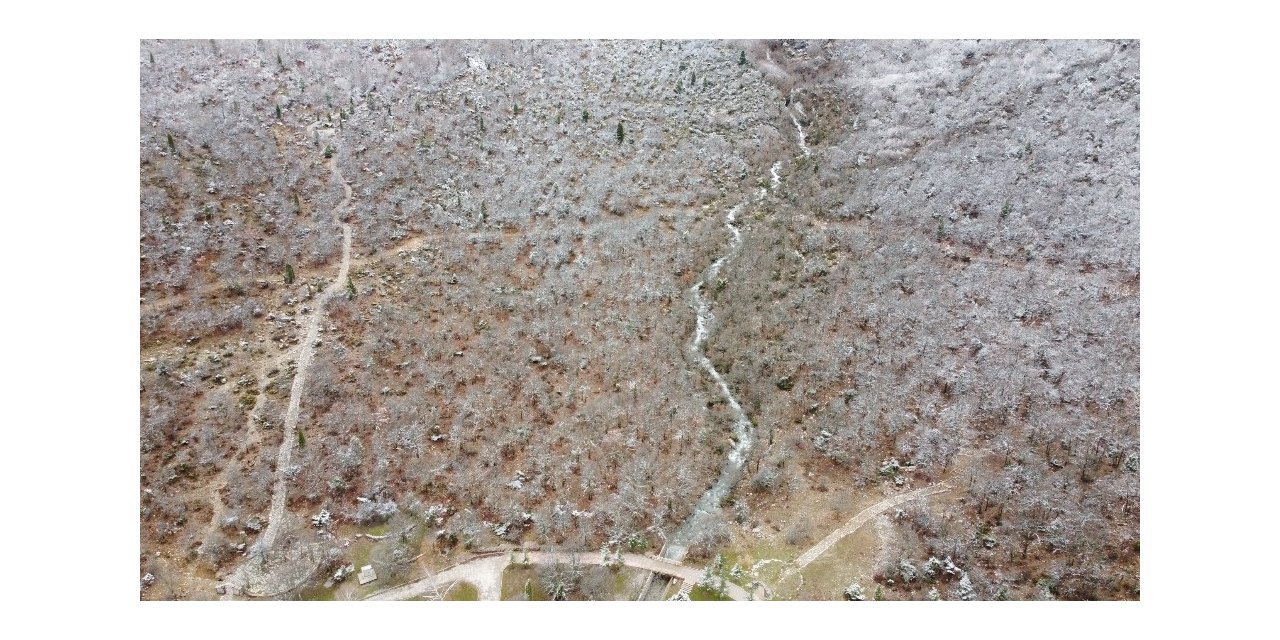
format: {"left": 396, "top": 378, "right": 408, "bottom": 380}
{"left": 792, "top": 483, "right": 950, "bottom": 570}
{"left": 139, "top": 227, "right": 503, "bottom": 318}
{"left": 224, "top": 123, "right": 353, "bottom": 596}
{"left": 365, "top": 550, "right": 752, "bottom": 601}
{"left": 261, "top": 130, "right": 352, "bottom": 552}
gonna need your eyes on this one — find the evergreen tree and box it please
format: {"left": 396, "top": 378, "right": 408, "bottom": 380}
{"left": 296, "top": 428, "right": 305, "bottom": 447}
{"left": 346, "top": 276, "right": 357, "bottom": 299}
{"left": 149, "top": 51, "right": 155, "bottom": 64}
{"left": 739, "top": 50, "right": 747, "bottom": 65}
{"left": 582, "top": 109, "right": 589, "bottom": 122}
{"left": 284, "top": 264, "right": 295, "bottom": 285}
{"left": 275, "top": 104, "right": 282, "bottom": 120}
{"left": 166, "top": 132, "right": 176, "bottom": 155}
{"left": 616, "top": 122, "right": 624, "bottom": 144}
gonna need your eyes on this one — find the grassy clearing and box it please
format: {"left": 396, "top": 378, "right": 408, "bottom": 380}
{"left": 716, "top": 537, "right": 795, "bottom": 587}
{"left": 500, "top": 565, "right": 547, "bottom": 601}
{"left": 797, "top": 522, "right": 881, "bottom": 600}
{"left": 300, "top": 584, "right": 337, "bottom": 601}
{"left": 689, "top": 584, "right": 732, "bottom": 601}
{"left": 444, "top": 581, "right": 479, "bottom": 601}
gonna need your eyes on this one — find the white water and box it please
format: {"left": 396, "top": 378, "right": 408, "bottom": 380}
{"left": 789, "top": 105, "right": 811, "bottom": 159}
{"left": 663, "top": 109, "right": 813, "bottom": 562}
{"left": 663, "top": 204, "right": 756, "bottom": 561}
{"left": 758, "top": 161, "right": 782, "bottom": 201}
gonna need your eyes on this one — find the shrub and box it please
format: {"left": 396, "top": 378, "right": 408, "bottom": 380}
{"left": 750, "top": 468, "right": 778, "bottom": 493}
{"left": 352, "top": 499, "right": 398, "bottom": 525}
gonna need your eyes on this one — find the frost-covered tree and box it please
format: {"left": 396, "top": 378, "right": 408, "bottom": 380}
{"left": 952, "top": 572, "right": 976, "bottom": 601}
{"left": 538, "top": 554, "right": 583, "bottom": 601}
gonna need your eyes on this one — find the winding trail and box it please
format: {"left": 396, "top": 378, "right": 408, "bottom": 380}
{"left": 792, "top": 483, "right": 951, "bottom": 570}
{"left": 365, "top": 551, "right": 752, "bottom": 601}
{"left": 225, "top": 122, "right": 354, "bottom": 596}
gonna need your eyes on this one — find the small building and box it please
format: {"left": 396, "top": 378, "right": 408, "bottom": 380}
{"left": 357, "top": 565, "right": 378, "bottom": 585}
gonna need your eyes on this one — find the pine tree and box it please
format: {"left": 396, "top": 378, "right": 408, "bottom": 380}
{"left": 284, "top": 264, "right": 295, "bottom": 285}
{"left": 676, "top": 79, "right": 683, "bottom": 93}
{"left": 739, "top": 50, "right": 747, "bottom": 65}
{"left": 296, "top": 428, "right": 305, "bottom": 447}
{"left": 582, "top": 109, "right": 589, "bottom": 122}
{"left": 275, "top": 104, "right": 282, "bottom": 120}
{"left": 149, "top": 51, "right": 155, "bottom": 64}
{"left": 346, "top": 276, "right": 357, "bottom": 299}
{"left": 166, "top": 132, "right": 176, "bottom": 155}
{"left": 616, "top": 122, "right": 624, "bottom": 144}
{"left": 479, "top": 116, "right": 485, "bottom": 133}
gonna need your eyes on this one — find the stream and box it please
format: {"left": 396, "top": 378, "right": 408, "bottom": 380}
{"left": 661, "top": 100, "right": 811, "bottom": 563}
{"left": 661, "top": 203, "right": 755, "bottom": 562}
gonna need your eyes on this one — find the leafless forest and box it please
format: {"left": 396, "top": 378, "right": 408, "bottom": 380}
{"left": 140, "top": 39, "right": 1138, "bottom": 601}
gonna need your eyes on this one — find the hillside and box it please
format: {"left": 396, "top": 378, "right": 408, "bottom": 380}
{"left": 139, "top": 39, "right": 1139, "bottom": 601}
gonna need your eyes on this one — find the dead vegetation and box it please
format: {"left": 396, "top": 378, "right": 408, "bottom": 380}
{"left": 140, "top": 39, "right": 1138, "bottom": 600}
